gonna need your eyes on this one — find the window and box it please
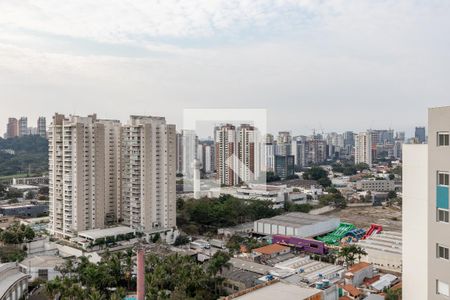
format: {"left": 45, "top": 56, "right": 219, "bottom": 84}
{"left": 38, "top": 269, "right": 48, "bottom": 281}
{"left": 438, "top": 244, "right": 450, "bottom": 260}
{"left": 438, "top": 209, "right": 449, "bottom": 223}
{"left": 439, "top": 173, "right": 450, "bottom": 186}
{"left": 438, "top": 132, "right": 450, "bottom": 146}
{"left": 437, "top": 280, "right": 450, "bottom": 296}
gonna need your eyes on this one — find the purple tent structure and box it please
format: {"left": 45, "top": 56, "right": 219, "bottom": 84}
{"left": 272, "top": 235, "right": 328, "bottom": 255}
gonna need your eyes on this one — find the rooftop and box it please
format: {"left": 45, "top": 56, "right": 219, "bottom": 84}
{"left": 20, "top": 255, "right": 65, "bottom": 268}
{"left": 10, "top": 184, "right": 39, "bottom": 190}
{"left": 347, "top": 262, "right": 371, "bottom": 273}
{"left": 255, "top": 212, "right": 337, "bottom": 227}
{"left": 222, "top": 267, "right": 261, "bottom": 287}
{"left": 342, "top": 284, "right": 361, "bottom": 297}
{"left": 0, "top": 263, "right": 28, "bottom": 298}
{"left": 278, "top": 256, "right": 345, "bottom": 284}
{"left": 230, "top": 258, "right": 275, "bottom": 275}
{"left": 371, "top": 274, "right": 398, "bottom": 291}
{"left": 357, "top": 231, "right": 402, "bottom": 255}
{"left": 252, "top": 244, "right": 289, "bottom": 255}
{"left": 78, "top": 226, "right": 134, "bottom": 240}
{"left": 0, "top": 204, "right": 37, "bottom": 209}
{"left": 231, "top": 281, "right": 322, "bottom": 300}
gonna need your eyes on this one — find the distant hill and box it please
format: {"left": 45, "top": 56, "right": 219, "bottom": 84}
{"left": 0, "top": 135, "right": 48, "bottom": 177}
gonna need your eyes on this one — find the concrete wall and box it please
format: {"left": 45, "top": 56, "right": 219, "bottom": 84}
{"left": 403, "top": 144, "right": 428, "bottom": 300}
{"left": 361, "top": 248, "right": 402, "bottom": 272}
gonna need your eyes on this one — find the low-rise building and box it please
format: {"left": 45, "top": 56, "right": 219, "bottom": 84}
{"left": 279, "top": 256, "right": 345, "bottom": 285}
{"left": 341, "top": 284, "right": 362, "bottom": 299}
{"left": 0, "top": 203, "right": 48, "bottom": 218}
{"left": 209, "top": 184, "right": 308, "bottom": 209}
{"left": 226, "top": 280, "right": 324, "bottom": 300}
{"left": 356, "top": 231, "right": 402, "bottom": 272}
{"left": 73, "top": 226, "right": 136, "bottom": 249}
{"left": 221, "top": 267, "right": 261, "bottom": 294}
{"left": 254, "top": 212, "right": 339, "bottom": 238}
{"left": 12, "top": 176, "right": 48, "bottom": 186}
{"left": 0, "top": 262, "right": 28, "bottom": 300}
{"left": 252, "top": 244, "right": 291, "bottom": 259}
{"left": 355, "top": 180, "right": 395, "bottom": 192}
{"left": 19, "top": 255, "right": 65, "bottom": 281}
{"left": 344, "top": 262, "right": 374, "bottom": 287}
{"left": 370, "top": 274, "right": 398, "bottom": 292}
{"left": 218, "top": 222, "right": 254, "bottom": 238}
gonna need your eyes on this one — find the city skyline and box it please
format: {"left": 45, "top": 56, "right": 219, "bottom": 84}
{"left": 1, "top": 112, "right": 426, "bottom": 140}
{"left": 1, "top": 1, "right": 449, "bottom": 299}
{"left": 1, "top": 1, "right": 449, "bottom": 136}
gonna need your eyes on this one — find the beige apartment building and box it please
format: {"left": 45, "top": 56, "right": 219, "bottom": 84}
{"left": 48, "top": 114, "right": 176, "bottom": 238}
{"left": 215, "top": 124, "right": 238, "bottom": 186}
{"left": 48, "top": 114, "right": 122, "bottom": 237}
{"left": 121, "top": 116, "right": 176, "bottom": 231}
{"left": 215, "top": 124, "right": 260, "bottom": 186}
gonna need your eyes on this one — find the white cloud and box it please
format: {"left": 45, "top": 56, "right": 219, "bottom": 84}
{"left": 0, "top": 0, "right": 319, "bottom": 44}
{"left": 0, "top": 0, "right": 449, "bottom": 135}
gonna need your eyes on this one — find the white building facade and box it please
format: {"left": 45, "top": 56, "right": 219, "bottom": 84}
{"left": 355, "top": 132, "right": 372, "bottom": 166}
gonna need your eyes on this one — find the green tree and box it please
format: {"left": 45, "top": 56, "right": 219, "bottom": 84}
{"left": 338, "top": 245, "right": 367, "bottom": 267}
{"left": 25, "top": 191, "right": 35, "bottom": 200}
{"left": 384, "top": 287, "right": 402, "bottom": 300}
{"left": 303, "top": 167, "right": 328, "bottom": 180}
{"left": 355, "top": 163, "right": 370, "bottom": 172}
{"left": 0, "top": 135, "right": 49, "bottom": 177}
{"left": 174, "top": 234, "right": 190, "bottom": 246}
{"left": 207, "top": 251, "right": 231, "bottom": 277}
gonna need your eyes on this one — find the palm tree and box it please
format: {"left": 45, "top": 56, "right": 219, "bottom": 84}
{"left": 123, "top": 251, "right": 134, "bottom": 290}
{"left": 110, "top": 287, "right": 127, "bottom": 300}
{"left": 207, "top": 251, "right": 231, "bottom": 296}
{"left": 88, "top": 288, "right": 105, "bottom": 300}
{"left": 208, "top": 251, "right": 231, "bottom": 277}
{"left": 63, "top": 280, "right": 84, "bottom": 300}
{"left": 56, "top": 259, "right": 74, "bottom": 279}
{"left": 338, "top": 245, "right": 358, "bottom": 267}
{"left": 355, "top": 246, "right": 368, "bottom": 262}
{"left": 45, "top": 277, "right": 62, "bottom": 299}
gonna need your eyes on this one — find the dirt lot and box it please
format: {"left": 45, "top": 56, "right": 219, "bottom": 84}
{"left": 324, "top": 205, "right": 402, "bottom": 232}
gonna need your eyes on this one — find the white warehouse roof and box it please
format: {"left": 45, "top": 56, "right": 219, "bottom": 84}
{"left": 78, "top": 226, "right": 135, "bottom": 240}
{"left": 254, "top": 212, "right": 340, "bottom": 237}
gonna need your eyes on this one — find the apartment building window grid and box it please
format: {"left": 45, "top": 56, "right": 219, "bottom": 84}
{"left": 438, "top": 172, "right": 450, "bottom": 186}
{"left": 438, "top": 209, "right": 449, "bottom": 223}
{"left": 437, "top": 244, "right": 450, "bottom": 260}
{"left": 437, "top": 280, "right": 450, "bottom": 297}
{"left": 437, "top": 132, "right": 450, "bottom": 146}
{"left": 437, "top": 170, "right": 449, "bottom": 212}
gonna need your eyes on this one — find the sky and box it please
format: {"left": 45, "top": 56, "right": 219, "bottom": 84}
{"left": 1, "top": 0, "right": 450, "bottom": 138}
